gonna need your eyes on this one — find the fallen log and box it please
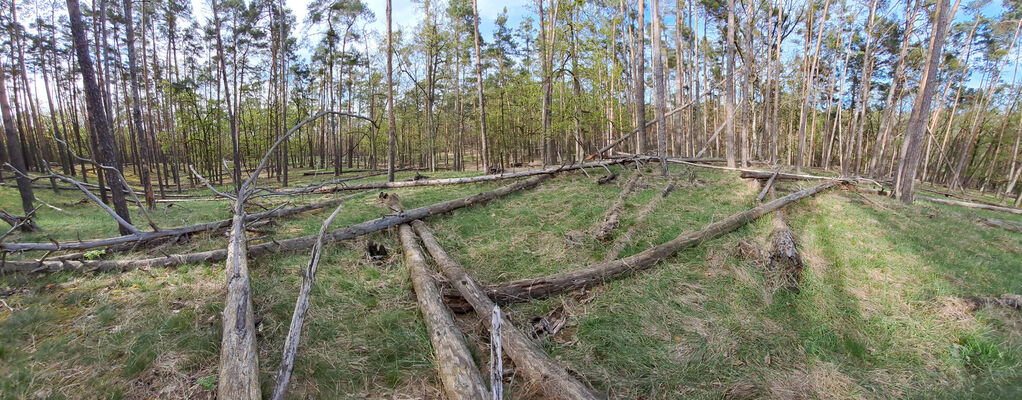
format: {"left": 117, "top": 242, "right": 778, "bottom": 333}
{"left": 1, "top": 176, "right": 550, "bottom": 274}
{"left": 398, "top": 217, "right": 489, "bottom": 399}
{"left": 218, "top": 204, "right": 261, "bottom": 400}
{"left": 271, "top": 201, "right": 346, "bottom": 400}
{"left": 0, "top": 194, "right": 364, "bottom": 253}
{"left": 412, "top": 220, "right": 600, "bottom": 400}
{"left": 593, "top": 173, "right": 641, "bottom": 242}
{"left": 755, "top": 168, "right": 781, "bottom": 202}
{"left": 448, "top": 181, "right": 839, "bottom": 308}
{"left": 604, "top": 179, "right": 676, "bottom": 260}
{"left": 919, "top": 196, "right": 1022, "bottom": 215}
{"left": 767, "top": 211, "right": 803, "bottom": 291}
{"left": 975, "top": 217, "right": 1022, "bottom": 234}
{"left": 965, "top": 294, "right": 1022, "bottom": 311}
{"left": 279, "top": 158, "right": 634, "bottom": 195}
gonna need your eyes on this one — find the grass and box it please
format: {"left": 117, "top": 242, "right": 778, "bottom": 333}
{"left": 1, "top": 164, "right": 1020, "bottom": 399}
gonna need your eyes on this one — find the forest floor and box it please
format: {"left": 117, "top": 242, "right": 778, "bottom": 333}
{"left": 0, "top": 164, "right": 1020, "bottom": 399}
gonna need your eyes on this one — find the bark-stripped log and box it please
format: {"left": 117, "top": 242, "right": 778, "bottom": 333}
{"left": 412, "top": 220, "right": 600, "bottom": 400}
{"left": 1, "top": 176, "right": 551, "bottom": 274}
{"left": 975, "top": 217, "right": 1022, "bottom": 234}
{"left": 445, "top": 181, "right": 839, "bottom": 308}
{"left": 277, "top": 159, "right": 634, "bottom": 195}
{"left": 767, "top": 211, "right": 803, "bottom": 291}
{"left": 919, "top": 196, "right": 1022, "bottom": 215}
{"left": 218, "top": 205, "right": 261, "bottom": 400}
{"left": 1, "top": 195, "right": 364, "bottom": 253}
{"left": 593, "top": 173, "right": 641, "bottom": 241}
{"left": 400, "top": 223, "right": 489, "bottom": 399}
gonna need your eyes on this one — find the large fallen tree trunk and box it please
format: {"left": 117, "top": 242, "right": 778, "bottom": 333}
{"left": 593, "top": 173, "right": 641, "bottom": 241}
{"left": 388, "top": 193, "right": 489, "bottom": 399}
{"left": 412, "top": 220, "right": 600, "bottom": 400}
{"left": 218, "top": 205, "right": 261, "bottom": 400}
{"left": 1, "top": 176, "right": 550, "bottom": 274}
{"left": 975, "top": 217, "right": 1022, "bottom": 234}
{"left": 280, "top": 159, "right": 634, "bottom": 195}
{"left": 0, "top": 195, "right": 363, "bottom": 253}
{"left": 399, "top": 222, "right": 489, "bottom": 399}
{"left": 918, "top": 196, "right": 1022, "bottom": 215}
{"left": 446, "top": 181, "right": 839, "bottom": 308}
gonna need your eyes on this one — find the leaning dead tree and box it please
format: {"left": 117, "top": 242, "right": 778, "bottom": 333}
{"left": 277, "top": 158, "right": 636, "bottom": 195}
{"left": 0, "top": 196, "right": 360, "bottom": 252}
{"left": 446, "top": 181, "right": 840, "bottom": 309}
{"left": 390, "top": 194, "right": 489, "bottom": 400}
{"left": 1, "top": 176, "right": 551, "bottom": 274}
{"left": 210, "top": 110, "right": 377, "bottom": 400}
{"left": 412, "top": 220, "right": 600, "bottom": 400}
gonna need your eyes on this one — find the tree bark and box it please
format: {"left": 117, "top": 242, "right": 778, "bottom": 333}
{"left": 217, "top": 204, "right": 261, "bottom": 400}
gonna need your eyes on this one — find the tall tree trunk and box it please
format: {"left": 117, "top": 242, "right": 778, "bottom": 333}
{"left": 0, "top": 62, "right": 37, "bottom": 231}
{"left": 724, "top": 0, "right": 736, "bottom": 167}
{"left": 894, "top": 0, "right": 951, "bottom": 203}
{"left": 651, "top": 0, "right": 668, "bottom": 174}
{"left": 472, "top": 0, "right": 489, "bottom": 172}
{"left": 67, "top": 0, "right": 133, "bottom": 235}
{"left": 635, "top": 0, "right": 648, "bottom": 155}
{"left": 122, "top": 0, "right": 155, "bottom": 210}
{"left": 387, "top": 0, "right": 397, "bottom": 182}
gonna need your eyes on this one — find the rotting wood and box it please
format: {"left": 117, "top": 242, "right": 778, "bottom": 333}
{"left": 444, "top": 181, "right": 840, "bottom": 309}
{"left": 918, "top": 196, "right": 1022, "bottom": 215}
{"left": 593, "top": 173, "right": 642, "bottom": 241}
{"left": 1, "top": 176, "right": 551, "bottom": 274}
{"left": 0, "top": 194, "right": 365, "bottom": 253}
{"left": 278, "top": 158, "right": 635, "bottom": 195}
{"left": 965, "top": 294, "right": 1022, "bottom": 311}
{"left": 975, "top": 217, "right": 1022, "bottom": 234}
{"left": 390, "top": 193, "right": 489, "bottom": 400}
{"left": 767, "top": 211, "right": 803, "bottom": 291}
{"left": 412, "top": 220, "right": 601, "bottom": 400}
{"left": 270, "top": 201, "right": 346, "bottom": 400}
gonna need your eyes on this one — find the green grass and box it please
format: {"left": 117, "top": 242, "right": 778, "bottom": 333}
{"left": 1, "top": 165, "right": 1020, "bottom": 399}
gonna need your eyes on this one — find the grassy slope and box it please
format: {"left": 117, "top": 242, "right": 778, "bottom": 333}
{"left": 0, "top": 165, "right": 1019, "bottom": 399}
